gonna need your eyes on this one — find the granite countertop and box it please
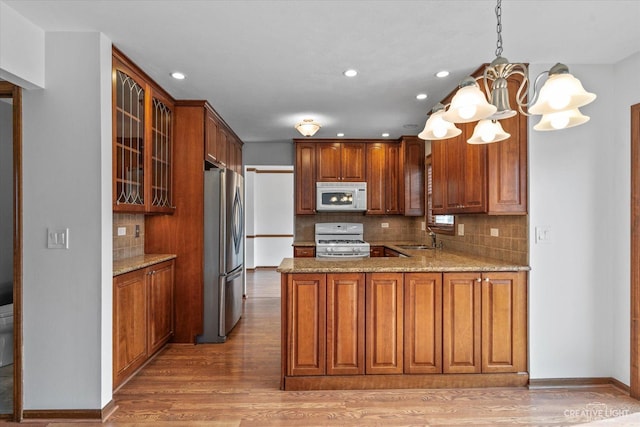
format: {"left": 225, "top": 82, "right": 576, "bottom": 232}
{"left": 113, "top": 254, "right": 177, "bottom": 276}
{"left": 278, "top": 243, "right": 529, "bottom": 273}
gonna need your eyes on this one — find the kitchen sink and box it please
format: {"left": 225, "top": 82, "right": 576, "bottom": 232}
{"left": 397, "top": 244, "right": 434, "bottom": 250}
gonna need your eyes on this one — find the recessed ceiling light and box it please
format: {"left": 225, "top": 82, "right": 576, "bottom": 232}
{"left": 416, "top": 93, "right": 428, "bottom": 100}
{"left": 171, "top": 72, "right": 186, "bottom": 80}
{"left": 381, "top": 133, "right": 390, "bottom": 137}
{"left": 343, "top": 69, "right": 358, "bottom": 77}
{"left": 337, "top": 133, "right": 345, "bottom": 137}
{"left": 435, "top": 70, "right": 450, "bottom": 78}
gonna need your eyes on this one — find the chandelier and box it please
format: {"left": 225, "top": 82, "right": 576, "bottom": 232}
{"left": 419, "top": 0, "right": 596, "bottom": 144}
{"left": 294, "top": 119, "right": 321, "bottom": 137}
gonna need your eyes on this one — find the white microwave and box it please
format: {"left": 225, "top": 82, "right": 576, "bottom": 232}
{"left": 316, "top": 182, "right": 367, "bottom": 212}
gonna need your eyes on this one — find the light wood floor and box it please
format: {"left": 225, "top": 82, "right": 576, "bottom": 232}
{"left": 24, "top": 269, "right": 640, "bottom": 425}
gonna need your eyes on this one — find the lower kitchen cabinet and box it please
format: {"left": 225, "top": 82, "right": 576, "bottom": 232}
{"left": 327, "top": 273, "right": 365, "bottom": 375}
{"left": 404, "top": 273, "right": 442, "bottom": 374}
{"left": 281, "top": 270, "right": 527, "bottom": 390}
{"left": 286, "top": 274, "right": 326, "bottom": 376}
{"left": 442, "top": 271, "right": 527, "bottom": 374}
{"left": 366, "top": 273, "right": 403, "bottom": 374}
{"left": 113, "top": 259, "right": 175, "bottom": 389}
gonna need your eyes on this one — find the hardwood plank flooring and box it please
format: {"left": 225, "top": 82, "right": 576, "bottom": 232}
{"left": 15, "top": 269, "right": 640, "bottom": 425}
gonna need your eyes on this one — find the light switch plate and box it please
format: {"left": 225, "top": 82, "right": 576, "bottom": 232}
{"left": 47, "top": 228, "right": 69, "bottom": 249}
{"left": 490, "top": 228, "right": 499, "bottom": 237}
{"left": 457, "top": 224, "right": 464, "bottom": 236}
{"left": 381, "top": 223, "right": 389, "bottom": 228}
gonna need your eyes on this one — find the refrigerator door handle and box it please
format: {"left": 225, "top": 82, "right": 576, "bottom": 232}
{"left": 232, "top": 186, "right": 244, "bottom": 254}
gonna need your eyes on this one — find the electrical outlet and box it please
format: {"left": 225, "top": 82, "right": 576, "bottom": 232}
{"left": 421, "top": 221, "right": 426, "bottom": 231}
{"left": 381, "top": 223, "right": 389, "bottom": 228}
{"left": 457, "top": 223, "right": 464, "bottom": 236}
{"left": 117, "top": 227, "right": 126, "bottom": 236}
{"left": 135, "top": 224, "right": 140, "bottom": 238}
{"left": 490, "top": 228, "right": 499, "bottom": 237}
{"left": 535, "top": 226, "right": 552, "bottom": 244}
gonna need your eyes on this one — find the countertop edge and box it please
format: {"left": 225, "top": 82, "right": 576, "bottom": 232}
{"left": 113, "top": 254, "right": 177, "bottom": 277}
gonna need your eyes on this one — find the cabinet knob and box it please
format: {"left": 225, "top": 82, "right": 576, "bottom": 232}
{"left": 485, "top": 277, "right": 490, "bottom": 282}
{"left": 476, "top": 278, "right": 482, "bottom": 282}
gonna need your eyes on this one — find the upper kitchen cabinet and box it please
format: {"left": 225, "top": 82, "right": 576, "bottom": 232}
{"left": 205, "top": 104, "right": 243, "bottom": 174}
{"left": 366, "top": 142, "right": 401, "bottom": 215}
{"left": 112, "top": 48, "right": 175, "bottom": 214}
{"left": 316, "top": 141, "right": 366, "bottom": 182}
{"left": 400, "top": 136, "right": 425, "bottom": 216}
{"left": 295, "top": 141, "right": 317, "bottom": 215}
{"left": 431, "top": 70, "right": 527, "bottom": 215}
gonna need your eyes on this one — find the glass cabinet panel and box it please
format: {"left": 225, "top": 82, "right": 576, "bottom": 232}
{"left": 151, "top": 98, "right": 173, "bottom": 209}
{"left": 115, "top": 69, "right": 145, "bottom": 207}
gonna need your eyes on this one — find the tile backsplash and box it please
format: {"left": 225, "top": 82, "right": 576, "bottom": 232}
{"left": 113, "top": 213, "right": 145, "bottom": 261}
{"left": 295, "top": 213, "right": 528, "bottom": 265}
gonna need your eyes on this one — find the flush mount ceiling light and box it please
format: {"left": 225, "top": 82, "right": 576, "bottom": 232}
{"left": 420, "top": 0, "right": 596, "bottom": 143}
{"left": 294, "top": 119, "right": 321, "bottom": 137}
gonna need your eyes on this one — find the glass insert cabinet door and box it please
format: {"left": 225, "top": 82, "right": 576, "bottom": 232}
{"left": 113, "top": 55, "right": 174, "bottom": 213}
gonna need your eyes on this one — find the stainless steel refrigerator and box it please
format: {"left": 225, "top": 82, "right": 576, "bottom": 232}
{"left": 197, "top": 168, "right": 245, "bottom": 343}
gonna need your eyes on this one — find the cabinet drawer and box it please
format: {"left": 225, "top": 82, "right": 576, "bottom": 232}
{"left": 293, "top": 246, "right": 315, "bottom": 258}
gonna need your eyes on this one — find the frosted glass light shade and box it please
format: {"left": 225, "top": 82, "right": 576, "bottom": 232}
{"left": 418, "top": 110, "right": 461, "bottom": 140}
{"left": 467, "top": 119, "right": 510, "bottom": 144}
{"left": 295, "top": 119, "right": 321, "bottom": 137}
{"left": 529, "top": 72, "right": 596, "bottom": 115}
{"left": 533, "top": 108, "right": 590, "bottom": 131}
{"left": 442, "top": 80, "right": 497, "bottom": 124}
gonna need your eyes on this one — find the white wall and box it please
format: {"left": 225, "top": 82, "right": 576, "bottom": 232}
{"left": 21, "top": 31, "right": 112, "bottom": 409}
{"left": 529, "top": 58, "right": 640, "bottom": 384}
{"left": 0, "top": 2, "right": 44, "bottom": 89}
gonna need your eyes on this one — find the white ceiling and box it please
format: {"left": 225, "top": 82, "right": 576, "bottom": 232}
{"left": 6, "top": 0, "right": 640, "bottom": 143}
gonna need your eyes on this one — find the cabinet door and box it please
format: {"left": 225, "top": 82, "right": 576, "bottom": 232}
{"left": 234, "top": 139, "right": 243, "bottom": 175}
{"left": 295, "top": 142, "right": 317, "bottom": 214}
{"left": 369, "top": 246, "right": 385, "bottom": 257}
{"left": 481, "top": 272, "right": 527, "bottom": 373}
{"left": 205, "top": 107, "right": 219, "bottom": 164}
{"left": 487, "top": 74, "right": 527, "bottom": 214}
{"left": 404, "top": 273, "right": 442, "bottom": 374}
{"left": 444, "top": 134, "right": 464, "bottom": 211}
{"left": 293, "top": 246, "right": 315, "bottom": 258}
{"left": 216, "top": 126, "right": 229, "bottom": 168}
{"left": 366, "top": 143, "right": 386, "bottom": 214}
{"left": 461, "top": 125, "right": 487, "bottom": 213}
{"left": 442, "top": 272, "right": 481, "bottom": 373}
{"left": 287, "top": 274, "right": 326, "bottom": 376}
{"left": 431, "top": 140, "right": 446, "bottom": 214}
{"left": 401, "top": 137, "right": 425, "bottom": 216}
{"left": 148, "top": 91, "right": 175, "bottom": 213}
{"left": 385, "top": 143, "right": 401, "bottom": 214}
{"left": 148, "top": 261, "right": 175, "bottom": 355}
{"left": 113, "top": 269, "right": 148, "bottom": 388}
{"left": 316, "top": 143, "right": 342, "bottom": 181}
{"left": 366, "top": 273, "right": 403, "bottom": 374}
{"left": 113, "top": 58, "right": 147, "bottom": 213}
{"left": 341, "top": 142, "right": 366, "bottom": 181}
{"left": 327, "top": 274, "right": 365, "bottom": 375}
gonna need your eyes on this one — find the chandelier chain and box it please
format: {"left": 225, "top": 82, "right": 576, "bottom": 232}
{"left": 495, "top": 0, "right": 503, "bottom": 57}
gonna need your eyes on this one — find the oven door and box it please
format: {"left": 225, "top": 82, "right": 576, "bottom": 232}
{"left": 316, "top": 188, "right": 357, "bottom": 211}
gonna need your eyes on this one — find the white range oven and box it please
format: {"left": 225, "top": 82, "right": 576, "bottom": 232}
{"left": 315, "top": 222, "right": 370, "bottom": 258}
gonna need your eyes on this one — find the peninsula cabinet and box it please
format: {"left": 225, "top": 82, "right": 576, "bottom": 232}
{"left": 281, "top": 269, "right": 528, "bottom": 390}
{"left": 112, "top": 47, "right": 175, "bottom": 214}
{"left": 113, "top": 259, "right": 175, "bottom": 390}
{"left": 316, "top": 141, "right": 366, "bottom": 182}
{"left": 366, "top": 142, "right": 401, "bottom": 215}
{"left": 431, "top": 71, "right": 527, "bottom": 215}
{"left": 442, "top": 271, "right": 527, "bottom": 374}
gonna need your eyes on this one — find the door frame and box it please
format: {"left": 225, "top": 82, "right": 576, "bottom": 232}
{"left": 0, "top": 81, "right": 23, "bottom": 420}
{"left": 631, "top": 103, "right": 640, "bottom": 398}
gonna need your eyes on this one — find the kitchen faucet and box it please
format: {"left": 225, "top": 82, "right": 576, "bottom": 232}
{"left": 427, "top": 227, "right": 437, "bottom": 248}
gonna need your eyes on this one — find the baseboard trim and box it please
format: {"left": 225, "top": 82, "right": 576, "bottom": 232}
{"left": 22, "top": 399, "right": 117, "bottom": 422}
{"left": 529, "top": 377, "right": 630, "bottom": 393}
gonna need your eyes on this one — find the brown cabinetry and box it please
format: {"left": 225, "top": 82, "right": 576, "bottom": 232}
{"left": 113, "top": 259, "right": 175, "bottom": 389}
{"left": 442, "top": 271, "right": 526, "bottom": 374}
{"left": 145, "top": 100, "right": 243, "bottom": 343}
{"left": 369, "top": 246, "right": 384, "bottom": 257}
{"left": 293, "top": 246, "right": 315, "bottom": 258}
{"left": 366, "top": 142, "right": 401, "bottom": 214}
{"left": 295, "top": 142, "right": 317, "bottom": 215}
{"left": 327, "top": 274, "right": 365, "bottom": 375}
{"left": 204, "top": 104, "right": 243, "bottom": 173}
{"left": 400, "top": 137, "right": 426, "bottom": 216}
{"left": 112, "top": 48, "right": 175, "bottom": 214}
{"left": 431, "top": 72, "right": 527, "bottom": 215}
{"left": 316, "top": 141, "right": 366, "bottom": 182}
{"left": 404, "top": 273, "right": 442, "bottom": 374}
{"left": 286, "top": 274, "right": 326, "bottom": 376}
{"left": 366, "top": 273, "right": 403, "bottom": 374}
